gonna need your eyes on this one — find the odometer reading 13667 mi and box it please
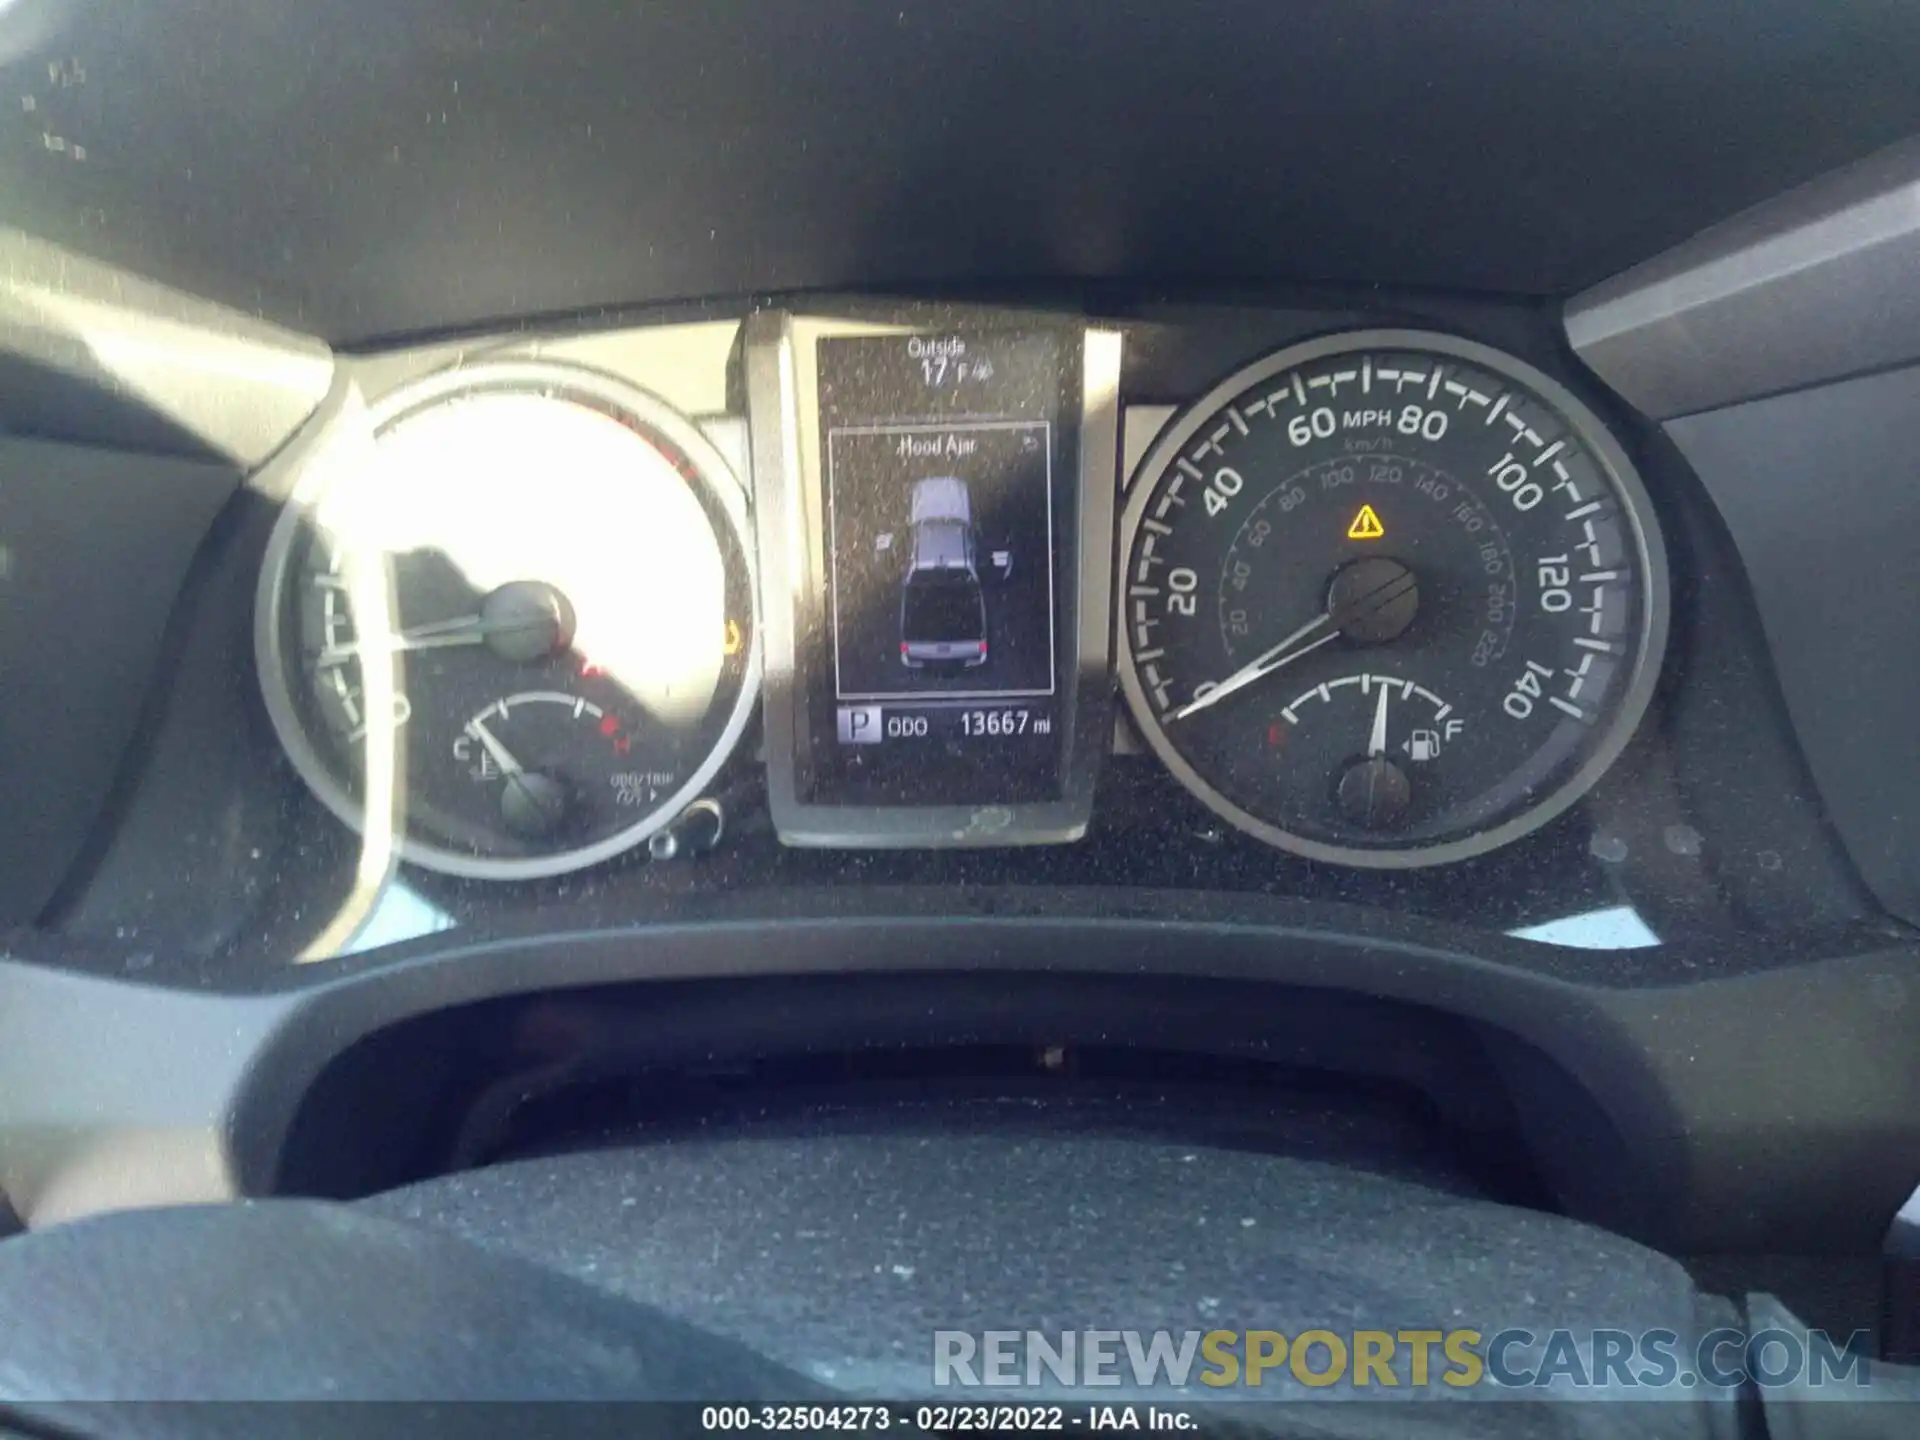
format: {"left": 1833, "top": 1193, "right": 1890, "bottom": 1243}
{"left": 1117, "top": 331, "right": 1669, "bottom": 867}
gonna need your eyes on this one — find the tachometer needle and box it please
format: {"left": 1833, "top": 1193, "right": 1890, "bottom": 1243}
{"left": 314, "top": 615, "right": 486, "bottom": 667}
{"left": 314, "top": 582, "right": 578, "bottom": 669}
{"left": 463, "top": 715, "right": 525, "bottom": 777}
{"left": 1171, "top": 615, "right": 1338, "bottom": 720}
{"left": 1368, "top": 676, "right": 1391, "bottom": 757}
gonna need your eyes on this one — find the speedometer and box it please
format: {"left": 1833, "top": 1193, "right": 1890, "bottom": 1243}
{"left": 1117, "top": 331, "right": 1668, "bottom": 867}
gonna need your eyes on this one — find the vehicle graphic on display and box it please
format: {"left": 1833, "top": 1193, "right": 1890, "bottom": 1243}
{"left": 899, "top": 477, "right": 988, "bottom": 668}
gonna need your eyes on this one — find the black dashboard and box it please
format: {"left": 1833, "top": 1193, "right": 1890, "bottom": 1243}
{"left": 1, "top": 0, "right": 1918, "bottom": 1307}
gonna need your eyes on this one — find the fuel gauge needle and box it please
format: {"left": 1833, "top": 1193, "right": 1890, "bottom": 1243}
{"left": 1367, "top": 675, "right": 1391, "bottom": 757}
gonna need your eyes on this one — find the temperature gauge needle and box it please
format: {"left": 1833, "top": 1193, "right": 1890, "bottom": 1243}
{"left": 467, "top": 712, "right": 572, "bottom": 838}
{"left": 463, "top": 715, "right": 525, "bottom": 776}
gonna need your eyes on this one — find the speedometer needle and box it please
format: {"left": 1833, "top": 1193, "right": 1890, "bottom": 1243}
{"left": 1170, "top": 615, "right": 1339, "bottom": 720}
{"left": 1169, "top": 557, "right": 1421, "bottom": 722}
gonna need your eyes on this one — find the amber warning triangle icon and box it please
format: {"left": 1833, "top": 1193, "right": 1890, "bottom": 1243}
{"left": 1346, "top": 504, "right": 1387, "bottom": 540}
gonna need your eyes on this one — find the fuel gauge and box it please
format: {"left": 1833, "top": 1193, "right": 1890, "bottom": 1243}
{"left": 1270, "top": 673, "right": 1466, "bottom": 834}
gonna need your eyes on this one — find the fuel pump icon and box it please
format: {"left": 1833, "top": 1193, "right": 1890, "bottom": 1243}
{"left": 1403, "top": 718, "right": 1464, "bottom": 763}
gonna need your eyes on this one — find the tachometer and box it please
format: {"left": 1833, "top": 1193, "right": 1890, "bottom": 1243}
{"left": 1117, "top": 331, "right": 1668, "bottom": 867}
{"left": 257, "top": 362, "right": 760, "bottom": 879}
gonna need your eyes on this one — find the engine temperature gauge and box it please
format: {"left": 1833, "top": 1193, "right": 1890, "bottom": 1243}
{"left": 453, "top": 691, "right": 676, "bottom": 844}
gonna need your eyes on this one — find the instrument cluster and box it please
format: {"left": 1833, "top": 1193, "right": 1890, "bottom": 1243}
{"left": 256, "top": 307, "right": 1671, "bottom": 883}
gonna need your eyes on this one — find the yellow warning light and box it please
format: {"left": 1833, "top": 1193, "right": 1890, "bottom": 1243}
{"left": 1346, "top": 504, "right": 1387, "bottom": 541}
{"left": 723, "top": 618, "right": 743, "bottom": 656}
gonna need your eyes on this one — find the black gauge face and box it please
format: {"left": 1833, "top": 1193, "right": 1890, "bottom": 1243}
{"left": 1117, "top": 331, "right": 1668, "bottom": 867}
{"left": 258, "top": 365, "right": 760, "bottom": 879}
